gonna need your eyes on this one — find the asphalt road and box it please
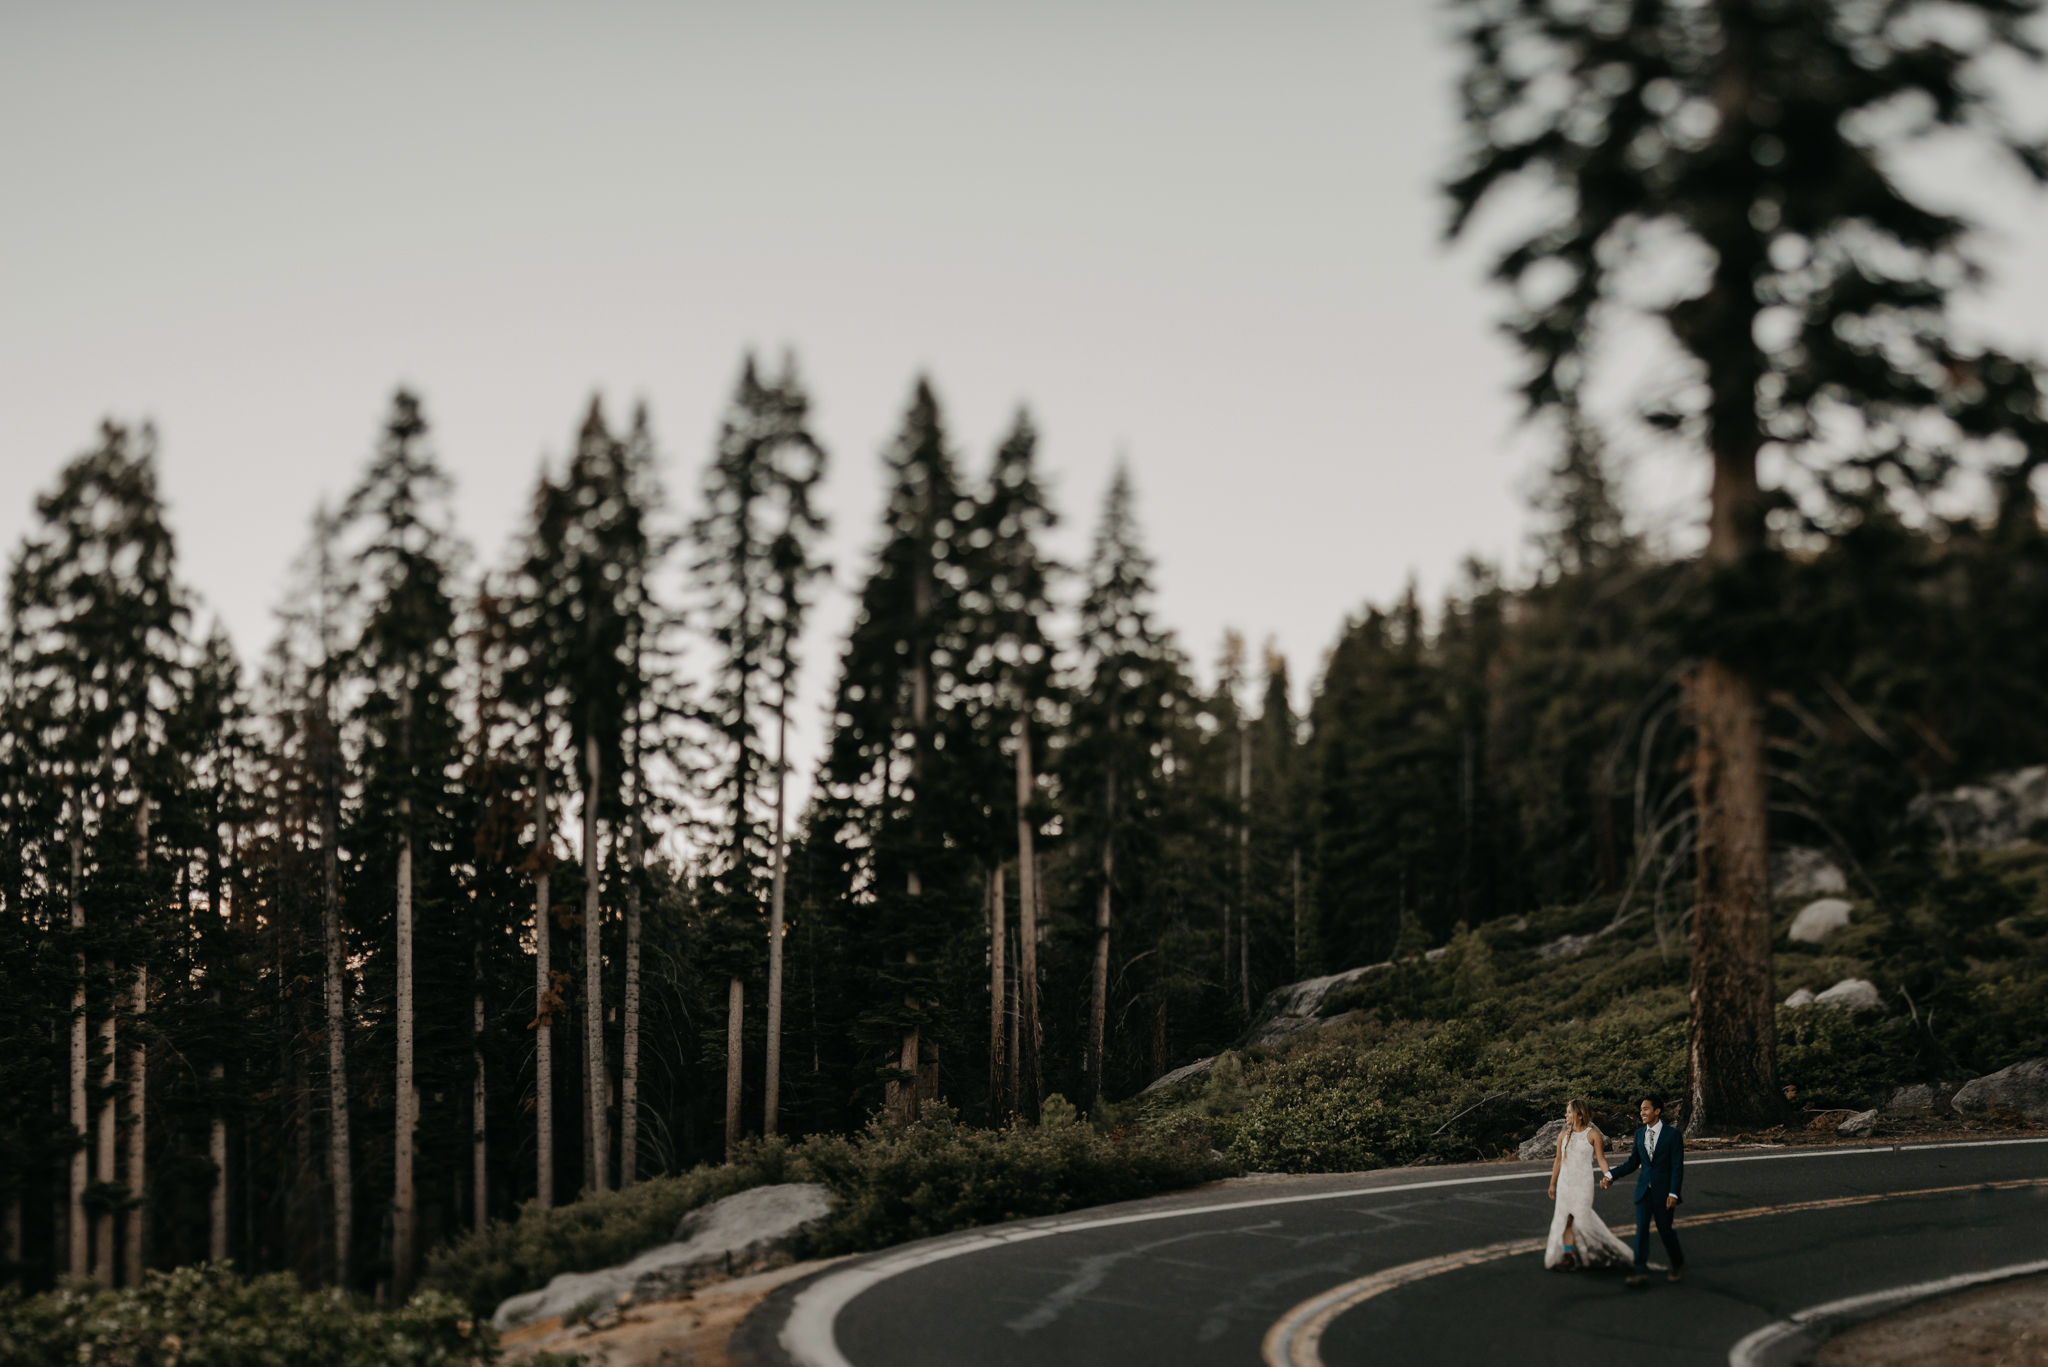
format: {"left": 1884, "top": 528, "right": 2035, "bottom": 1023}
{"left": 745, "top": 1136, "right": 2048, "bottom": 1367}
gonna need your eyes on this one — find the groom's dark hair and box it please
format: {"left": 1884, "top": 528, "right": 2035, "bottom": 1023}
{"left": 1639, "top": 1096, "right": 1662, "bottom": 1111}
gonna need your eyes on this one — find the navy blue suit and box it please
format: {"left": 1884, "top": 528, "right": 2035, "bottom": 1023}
{"left": 1605, "top": 1122, "right": 1685, "bottom": 1274}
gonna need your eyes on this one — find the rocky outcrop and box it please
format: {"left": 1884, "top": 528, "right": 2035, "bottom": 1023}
{"left": 1952, "top": 1058, "right": 2048, "bottom": 1126}
{"left": 1813, "top": 978, "right": 1882, "bottom": 1011}
{"left": 491, "top": 1182, "right": 837, "bottom": 1331}
{"left": 1534, "top": 933, "right": 1596, "bottom": 960}
{"left": 1881, "top": 1083, "right": 1957, "bottom": 1114}
{"left": 1772, "top": 846, "right": 1849, "bottom": 901}
{"left": 1788, "top": 898, "right": 1853, "bottom": 945}
{"left": 1908, "top": 766, "right": 2048, "bottom": 852}
{"left": 1240, "top": 963, "right": 1388, "bottom": 1049}
{"left": 1837, "top": 1108, "right": 1880, "bottom": 1136}
{"left": 1142, "top": 1056, "right": 1220, "bottom": 1093}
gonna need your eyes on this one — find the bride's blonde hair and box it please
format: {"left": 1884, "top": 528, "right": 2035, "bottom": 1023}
{"left": 1566, "top": 1098, "right": 1592, "bottom": 1130}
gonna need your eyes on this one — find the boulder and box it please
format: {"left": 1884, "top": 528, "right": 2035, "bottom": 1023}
{"left": 1952, "top": 1058, "right": 2048, "bottom": 1126}
{"left": 1813, "top": 978, "right": 1882, "bottom": 1012}
{"left": 1535, "top": 933, "right": 1596, "bottom": 961}
{"left": 1837, "top": 1108, "right": 1880, "bottom": 1137}
{"left": 1788, "top": 898, "right": 1853, "bottom": 945}
{"left": 1907, "top": 766, "right": 2048, "bottom": 852}
{"left": 1142, "top": 1056, "right": 1219, "bottom": 1093}
{"left": 1241, "top": 963, "right": 1389, "bottom": 1049}
{"left": 491, "top": 1182, "right": 837, "bottom": 1331}
{"left": 1881, "top": 1083, "right": 1957, "bottom": 1114}
{"left": 1772, "top": 846, "right": 1849, "bottom": 901}
{"left": 1783, "top": 988, "right": 1816, "bottom": 1007}
{"left": 1517, "top": 1119, "right": 1566, "bottom": 1161}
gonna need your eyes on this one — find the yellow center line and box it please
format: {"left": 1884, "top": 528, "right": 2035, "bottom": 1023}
{"left": 1259, "top": 1178, "right": 2048, "bottom": 1367}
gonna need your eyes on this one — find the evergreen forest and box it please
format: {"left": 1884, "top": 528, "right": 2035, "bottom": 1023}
{"left": 4, "top": 0, "right": 2048, "bottom": 1327}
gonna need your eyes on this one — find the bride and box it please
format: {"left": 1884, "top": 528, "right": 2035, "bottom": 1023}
{"left": 1544, "top": 1099, "right": 1631, "bottom": 1270}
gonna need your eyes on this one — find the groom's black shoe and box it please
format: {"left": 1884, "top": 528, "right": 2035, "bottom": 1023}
{"left": 1625, "top": 1274, "right": 1650, "bottom": 1289}
{"left": 1667, "top": 1267, "right": 1684, "bottom": 1284}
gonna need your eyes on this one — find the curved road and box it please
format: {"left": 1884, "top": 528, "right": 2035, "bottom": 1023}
{"left": 743, "top": 1136, "right": 2048, "bottom": 1366}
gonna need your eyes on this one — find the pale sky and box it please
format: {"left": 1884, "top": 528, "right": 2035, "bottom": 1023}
{"left": 4, "top": 1, "right": 2044, "bottom": 790}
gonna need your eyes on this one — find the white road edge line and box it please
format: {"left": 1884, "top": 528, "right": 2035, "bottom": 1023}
{"left": 778, "top": 1136, "right": 2048, "bottom": 1367}
{"left": 1727, "top": 1257, "right": 2048, "bottom": 1367}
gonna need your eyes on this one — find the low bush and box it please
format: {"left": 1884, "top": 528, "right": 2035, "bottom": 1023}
{"left": 0, "top": 1262, "right": 486, "bottom": 1367}
{"left": 421, "top": 1097, "right": 1228, "bottom": 1314}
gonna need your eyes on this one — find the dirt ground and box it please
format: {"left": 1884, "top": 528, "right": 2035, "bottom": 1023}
{"left": 1817, "top": 1275, "right": 2048, "bottom": 1367}
{"left": 496, "top": 1258, "right": 847, "bottom": 1367}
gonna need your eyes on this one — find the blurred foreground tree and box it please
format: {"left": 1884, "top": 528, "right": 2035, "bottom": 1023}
{"left": 1448, "top": 0, "right": 2048, "bottom": 1131}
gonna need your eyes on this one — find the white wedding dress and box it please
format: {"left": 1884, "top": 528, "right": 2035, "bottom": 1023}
{"left": 1543, "top": 1127, "right": 1632, "bottom": 1269}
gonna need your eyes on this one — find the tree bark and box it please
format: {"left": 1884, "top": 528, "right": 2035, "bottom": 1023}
{"left": 533, "top": 757, "right": 553, "bottom": 1210}
{"left": 584, "top": 734, "right": 607, "bottom": 1194}
{"left": 68, "top": 818, "right": 89, "bottom": 1282}
{"left": 764, "top": 704, "right": 789, "bottom": 1138}
{"left": 725, "top": 977, "right": 744, "bottom": 1156}
{"left": 1239, "top": 728, "right": 1252, "bottom": 1014}
{"left": 620, "top": 801, "right": 643, "bottom": 1182}
{"left": 393, "top": 813, "right": 417, "bottom": 1299}
{"left": 1291, "top": 848, "right": 1303, "bottom": 979}
{"left": 473, "top": 954, "right": 487, "bottom": 1235}
{"left": 125, "top": 966, "right": 146, "bottom": 1286}
{"left": 210, "top": 1062, "right": 227, "bottom": 1264}
{"left": 1683, "top": 149, "right": 1779, "bottom": 1132}
{"left": 987, "top": 863, "right": 1006, "bottom": 1126}
{"left": 323, "top": 777, "right": 350, "bottom": 1280}
{"left": 1685, "top": 657, "right": 1776, "bottom": 1128}
{"left": 1014, "top": 715, "right": 1042, "bottom": 1124}
{"left": 96, "top": 1005, "right": 115, "bottom": 1286}
{"left": 1087, "top": 771, "right": 1115, "bottom": 1112}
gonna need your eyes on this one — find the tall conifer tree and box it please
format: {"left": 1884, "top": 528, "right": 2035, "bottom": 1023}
{"left": 341, "top": 391, "right": 465, "bottom": 1295}
{"left": 1448, "top": 0, "right": 2048, "bottom": 1129}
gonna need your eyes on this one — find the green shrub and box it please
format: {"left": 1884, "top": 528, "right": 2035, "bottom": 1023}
{"left": 799, "top": 1099, "right": 1228, "bottom": 1255}
{"left": 420, "top": 1141, "right": 803, "bottom": 1317}
{"left": 422, "top": 1102, "right": 1228, "bottom": 1314}
{"left": 0, "top": 1262, "right": 486, "bottom": 1367}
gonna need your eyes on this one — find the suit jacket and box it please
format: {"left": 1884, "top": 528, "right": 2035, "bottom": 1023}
{"left": 1607, "top": 1123, "right": 1683, "bottom": 1204}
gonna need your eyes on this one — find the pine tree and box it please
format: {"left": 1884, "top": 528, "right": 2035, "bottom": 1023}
{"left": 691, "top": 357, "right": 828, "bottom": 1142}
{"left": 514, "top": 398, "right": 651, "bottom": 1189}
{"left": 1066, "top": 464, "right": 1192, "bottom": 1111}
{"left": 817, "top": 378, "right": 976, "bottom": 1123}
{"left": 1448, "top": 0, "right": 2047, "bottom": 1130}
{"left": 340, "top": 391, "right": 466, "bottom": 1297}
{"left": 5, "top": 421, "right": 191, "bottom": 1286}
{"left": 959, "top": 410, "right": 1058, "bottom": 1122}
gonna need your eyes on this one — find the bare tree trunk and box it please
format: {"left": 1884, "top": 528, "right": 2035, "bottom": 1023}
{"left": 96, "top": 1007, "right": 114, "bottom": 1286}
{"left": 1239, "top": 728, "right": 1252, "bottom": 1013}
{"left": 68, "top": 821, "right": 88, "bottom": 1282}
{"left": 725, "top": 977, "right": 744, "bottom": 1156}
{"left": 1685, "top": 657, "right": 1775, "bottom": 1128}
{"left": 583, "top": 734, "right": 607, "bottom": 1194}
{"left": 620, "top": 804, "right": 643, "bottom": 1182}
{"left": 393, "top": 811, "right": 417, "bottom": 1299}
{"left": 763, "top": 704, "right": 789, "bottom": 1138}
{"left": 1005, "top": 919, "right": 1021, "bottom": 1121}
{"left": 533, "top": 758, "right": 553, "bottom": 1209}
{"left": 1683, "top": 235, "right": 1779, "bottom": 1132}
{"left": 1014, "top": 714, "right": 1042, "bottom": 1124}
{"left": 125, "top": 966, "right": 146, "bottom": 1286}
{"left": 473, "top": 955, "right": 487, "bottom": 1236}
{"left": 1087, "top": 774, "right": 1115, "bottom": 1112}
{"left": 210, "top": 1062, "right": 227, "bottom": 1264}
{"left": 987, "top": 863, "right": 1006, "bottom": 1126}
{"left": 323, "top": 790, "right": 350, "bottom": 1281}
{"left": 1291, "top": 849, "right": 1303, "bottom": 980}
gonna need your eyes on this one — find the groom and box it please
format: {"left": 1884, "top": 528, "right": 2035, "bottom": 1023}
{"left": 1601, "top": 1096, "right": 1686, "bottom": 1288}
